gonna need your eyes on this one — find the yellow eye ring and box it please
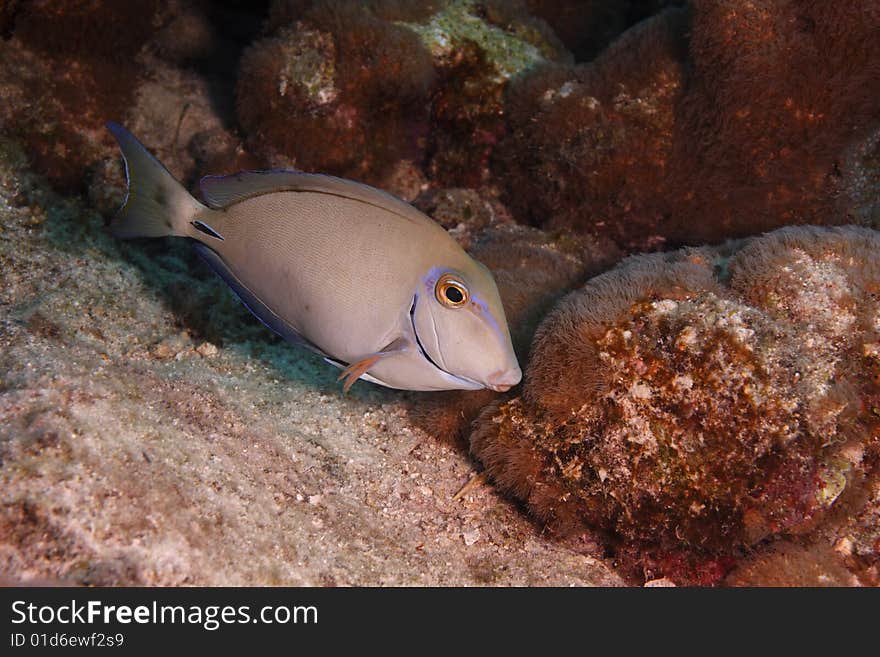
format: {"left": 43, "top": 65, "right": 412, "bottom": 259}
{"left": 435, "top": 274, "right": 469, "bottom": 308}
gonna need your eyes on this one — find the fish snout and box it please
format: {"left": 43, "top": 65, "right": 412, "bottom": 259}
{"left": 485, "top": 367, "right": 522, "bottom": 392}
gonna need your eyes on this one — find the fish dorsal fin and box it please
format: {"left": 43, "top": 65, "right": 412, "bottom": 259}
{"left": 199, "top": 171, "right": 431, "bottom": 225}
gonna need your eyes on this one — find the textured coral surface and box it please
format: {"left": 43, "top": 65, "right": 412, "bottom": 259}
{"left": 237, "top": 0, "right": 571, "bottom": 189}
{"left": 498, "top": 1, "right": 880, "bottom": 250}
{"left": 472, "top": 226, "right": 880, "bottom": 584}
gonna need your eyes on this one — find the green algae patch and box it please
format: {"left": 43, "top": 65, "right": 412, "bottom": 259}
{"left": 398, "top": 0, "right": 547, "bottom": 82}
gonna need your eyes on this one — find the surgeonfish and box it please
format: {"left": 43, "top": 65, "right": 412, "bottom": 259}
{"left": 106, "top": 123, "right": 521, "bottom": 393}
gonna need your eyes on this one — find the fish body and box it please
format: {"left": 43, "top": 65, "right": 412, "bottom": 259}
{"left": 106, "top": 123, "right": 521, "bottom": 392}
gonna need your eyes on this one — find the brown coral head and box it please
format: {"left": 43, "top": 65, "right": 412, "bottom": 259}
{"left": 524, "top": 250, "right": 719, "bottom": 416}
{"left": 472, "top": 227, "right": 880, "bottom": 581}
{"left": 236, "top": 5, "right": 434, "bottom": 184}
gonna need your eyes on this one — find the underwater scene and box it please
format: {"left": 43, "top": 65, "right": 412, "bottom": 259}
{"left": 1, "top": 0, "right": 879, "bottom": 587}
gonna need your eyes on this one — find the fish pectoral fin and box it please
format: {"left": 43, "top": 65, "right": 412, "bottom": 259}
{"left": 338, "top": 355, "right": 384, "bottom": 393}
{"left": 337, "top": 339, "right": 408, "bottom": 393}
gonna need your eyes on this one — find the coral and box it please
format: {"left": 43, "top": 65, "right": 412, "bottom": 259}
{"left": 404, "top": 0, "right": 570, "bottom": 187}
{"left": 412, "top": 187, "right": 514, "bottom": 250}
{"left": 840, "top": 473, "right": 880, "bottom": 585}
{"left": 0, "top": 1, "right": 20, "bottom": 38}
{"left": 0, "top": 0, "right": 162, "bottom": 192}
{"left": 497, "top": 7, "right": 689, "bottom": 251}
{"left": 376, "top": 159, "right": 429, "bottom": 202}
{"left": 268, "top": 0, "right": 447, "bottom": 29}
{"left": 3, "top": 0, "right": 877, "bottom": 588}
{"left": 0, "top": 0, "right": 173, "bottom": 191}
{"left": 81, "top": 51, "right": 254, "bottom": 218}
{"left": 842, "top": 127, "right": 880, "bottom": 229}
{"left": 724, "top": 542, "right": 861, "bottom": 586}
{"left": 473, "top": 224, "right": 621, "bottom": 353}
{"left": 0, "top": 0, "right": 261, "bottom": 196}
{"left": 401, "top": 0, "right": 566, "bottom": 81}
{"left": 665, "top": 0, "right": 880, "bottom": 243}
{"left": 471, "top": 226, "right": 880, "bottom": 584}
{"left": 236, "top": 3, "right": 435, "bottom": 183}
{"left": 125, "top": 55, "right": 250, "bottom": 185}
{"left": 239, "top": 0, "right": 569, "bottom": 186}
{"left": 10, "top": 0, "right": 160, "bottom": 62}
{"left": 497, "top": 1, "right": 880, "bottom": 249}
{"left": 152, "top": 1, "right": 218, "bottom": 65}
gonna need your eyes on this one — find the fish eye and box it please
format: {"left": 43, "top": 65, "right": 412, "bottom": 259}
{"left": 435, "top": 273, "right": 469, "bottom": 308}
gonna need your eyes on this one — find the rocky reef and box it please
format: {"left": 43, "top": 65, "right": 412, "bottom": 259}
{"left": 1, "top": 1, "right": 879, "bottom": 586}
{"left": 0, "top": 0, "right": 260, "bottom": 198}
{"left": 238, "top": 0, "right": 572, "bottom": 191}
{"left": 471, "top": 226, "right": 880, "bottom": 584}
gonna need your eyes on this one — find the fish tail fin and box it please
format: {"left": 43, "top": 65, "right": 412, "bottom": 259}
{"left": 106, "top": 122, "right": 206, "bottom": 239}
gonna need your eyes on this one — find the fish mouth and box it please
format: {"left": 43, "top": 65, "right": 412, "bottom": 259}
{"left": 484, "top": 367, "right": 522, "bottom": 392}
{"left": 410, "top": 296, "right": 484, "bottom": 390}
